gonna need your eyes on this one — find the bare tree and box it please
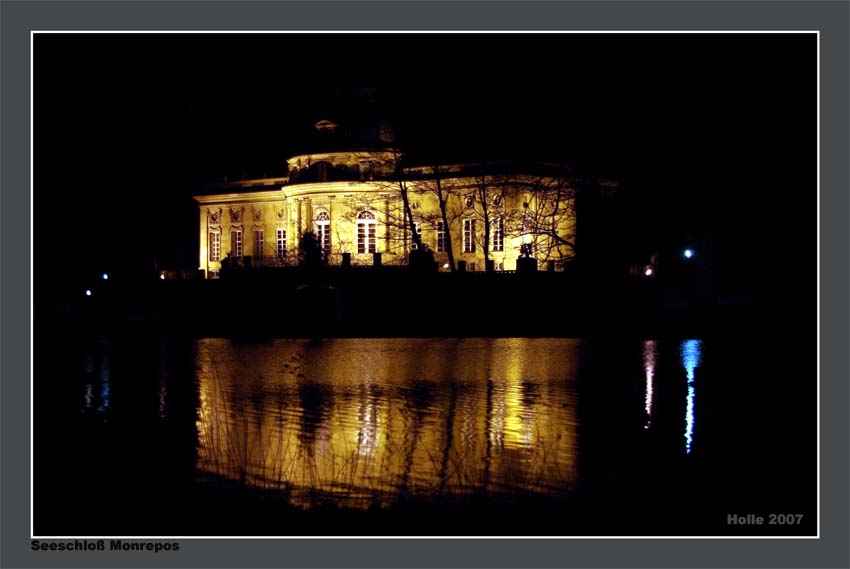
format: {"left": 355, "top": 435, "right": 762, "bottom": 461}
{"left": 503, "top": 165, "right": 580, "bottom": 268}
{"left": 431, "top": 165, "right": 461, "bottom": 271}
{"left": 468, "top": 164, "right": 513, "bottom": 271}
{"left": 333, "top": 156, "right": 590, "bottom": 272}
{"left": 408, "top": 162, "right": 465, "bottom": 271}
{"left": 337, "top": 151, "right": 425, "bottom": 263}
{"left": 331, "top": 219, "right": 355, "bottom": 265}
{"left": 348, "top": 155, "right": 468, "bottom": 269}
{"left": 390, "top": 150, "right": 422, "bottom": 251}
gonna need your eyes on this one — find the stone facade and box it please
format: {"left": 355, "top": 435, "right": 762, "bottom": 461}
{"left": 194, "top": 121, "right": 577, "bottom": 278}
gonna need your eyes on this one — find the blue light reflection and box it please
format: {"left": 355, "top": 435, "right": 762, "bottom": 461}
{"left": 680, "top": 339, "right": 702, "bottom": 454}
{"left": 97, "top": 340, "right": 111, "bottom": 414}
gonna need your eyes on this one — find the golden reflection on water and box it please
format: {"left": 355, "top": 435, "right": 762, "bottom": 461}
{"left": 194, "top": 338, "right": 580, "bottom": 509}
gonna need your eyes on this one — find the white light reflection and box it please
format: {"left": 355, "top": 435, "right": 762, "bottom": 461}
{"left": 83, "top": 383, "right": 94, "bottom": 412}
{"left": 642, "top": 340, "right": 657, "bottom": 429}
{"left": 355, "top": 387, "right": 381, "bottom": 457}
{"left": 489, "top": 378, "right": 506, "bottom": 449}
{"left": 681, "top": 339, "right": 702, "bottom": 454}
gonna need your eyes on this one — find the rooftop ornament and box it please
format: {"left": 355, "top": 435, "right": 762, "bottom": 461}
{"left": 315, "top": 119, "right": 338, "bottom": 133}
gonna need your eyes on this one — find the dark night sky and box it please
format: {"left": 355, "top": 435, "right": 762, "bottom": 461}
{"left": 35, "top": 33, "right": 815, "bottom": 300}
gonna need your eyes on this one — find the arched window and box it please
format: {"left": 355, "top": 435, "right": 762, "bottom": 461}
{"left": 315, "top": 210, "right": 331, "bottom": 254}
{"left": 357, "top": 210, "right": 377, "bottom": 254}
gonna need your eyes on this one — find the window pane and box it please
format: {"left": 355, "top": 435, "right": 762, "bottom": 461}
{"left": 493, "top": 218, "right": 504, "bottom": 252}
{"left": 209, "top": 232, "right": 220, "bottom": 262}
{"left": 463, "top": 219, "right": 475, "bottom": 253}
{"left": 276, "top": 229, "right": 286, "bottom": 258}
{"left": 254, "top": 230, "right": 264, "bottom": 256}
{"left": 357, "top": 212, "right": 377, "bottom": 255}
{"left": 231, "top": 231, "right": 242, "bottom": 257}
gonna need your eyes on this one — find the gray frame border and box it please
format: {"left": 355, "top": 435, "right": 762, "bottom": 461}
{"left": 3, "top": 1, "right": 846, "bottom": 568}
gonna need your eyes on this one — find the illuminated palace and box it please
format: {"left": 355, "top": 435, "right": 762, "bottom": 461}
{"left": 194, "top": 95, "right": 578, "bottom": 278}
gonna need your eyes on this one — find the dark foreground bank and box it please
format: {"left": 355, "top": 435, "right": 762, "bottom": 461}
{"left": 47, "top": 268, "right": 809, "bottom": 338}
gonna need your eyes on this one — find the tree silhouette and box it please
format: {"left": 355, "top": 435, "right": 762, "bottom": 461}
{"left": 298, "top": 231, "right": 325, "bottom": 270}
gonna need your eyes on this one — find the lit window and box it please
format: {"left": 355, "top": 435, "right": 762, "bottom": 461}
{"left": 230, "top": 230, "right": 242, "bottom": 257}
{"left": 414, "top": 222, "right": 422, "bottom": 244}
{"left": 357, "top": 210, "right": 377, "bottom": 254}
{"left": 276, "top": 229, "right": 287, "bottom": 258}
{"left": 436, "top": 221, "right": 446, "bottom": 253}
{"left": 465, "top": 196, "right": 474, "bottom": 208}
{"left": 496, "top": 261, "right": 504, "bottom": 271}
{"left": 253, "top": 229, "right": 264, "bottom": 256}
{"left": 209, "top": 231, "right": 221, "bottom": 262}
{"left": 463, "top": 219, "right": 475, "bottom": 253}
{"left": 315, "top": 211, "right": 331, "bottom": 253}
{"left": 468, "top": 262, "right": 476, "bottom": 272}
{"left": 492, "top": 217, "right": 504, "bottom": 252}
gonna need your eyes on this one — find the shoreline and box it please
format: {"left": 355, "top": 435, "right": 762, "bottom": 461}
{"left": 45, "top": 270, "right": 807, "bottom": 339}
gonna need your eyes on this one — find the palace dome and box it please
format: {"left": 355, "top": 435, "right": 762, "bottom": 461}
{"left": 290, "top": 88, "right": 397, "bottom": 157}
{"left": 286, "top": 88, "right": 399, "bottom": 184}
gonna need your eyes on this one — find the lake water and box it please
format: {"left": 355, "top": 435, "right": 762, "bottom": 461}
{"left": 34, "top": 335, "right": 816, "bottom": 536}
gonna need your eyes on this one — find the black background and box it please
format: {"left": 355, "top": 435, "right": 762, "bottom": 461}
{"left": 34, "top": 33, "right": 815, "bottom": 303}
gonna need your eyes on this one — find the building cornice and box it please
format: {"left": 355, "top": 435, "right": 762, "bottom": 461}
{"left": 201, "top": 176, "right": 289, "bottom": 190}
{"left": 194, "top": 172, "right": 568, "bottom": 205}
{"left": 287, "top": 150, "right": 400, "bottom": 167}
{"left": 194, "top": 189, "right": 284, "bottom": 204}
{"left": 282, "top": 181, "right": 388, "bottom": 199}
